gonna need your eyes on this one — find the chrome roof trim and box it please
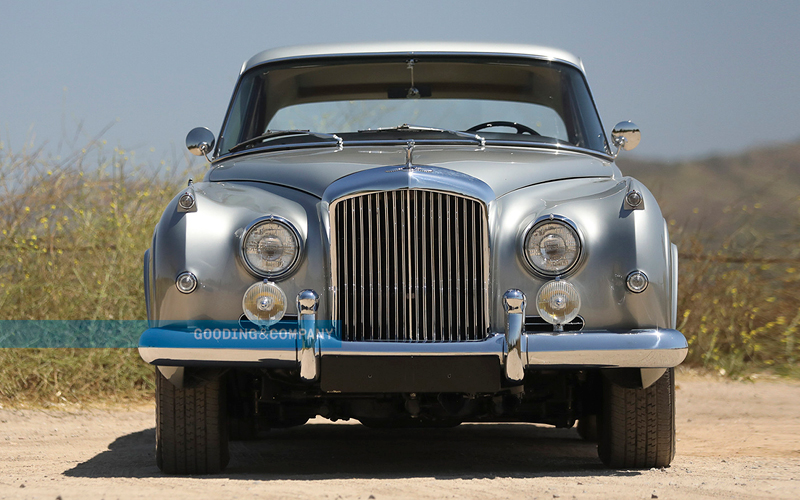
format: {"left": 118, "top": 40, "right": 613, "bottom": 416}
{"left": 241, "top": 42, "right": 585, "bottom": 74}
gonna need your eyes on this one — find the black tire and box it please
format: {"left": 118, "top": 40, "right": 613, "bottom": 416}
{"left": 577, "top": 415, "right": 598, "bottom": 442}
{"left": 597, "top": 368, "right": 676, "bottom": 468}
{"left": 156, "top": 369, "right": 230, "bottom": 474}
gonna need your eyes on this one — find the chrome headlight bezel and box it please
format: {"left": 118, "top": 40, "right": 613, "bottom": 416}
{"left": 240, "top": 216, "right": 303, "bottom": 279}
{"left": 521, "top": 215, "right": 583, "bottom": 277}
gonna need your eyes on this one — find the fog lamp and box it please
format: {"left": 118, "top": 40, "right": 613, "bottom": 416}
{"left": 536, "top": 279, "right": 581, "bottom": 326}
{"left": 242, "top": 280, "right": 287, "bottom": 327}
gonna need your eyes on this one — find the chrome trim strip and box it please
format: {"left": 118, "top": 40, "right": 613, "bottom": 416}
{"left": 421, "top": 192, "right": 428, "bottom": 340}
{"left": 480, "top": 196, "right": 490, "bottom": 337}
{"left": 358, "top": 196, "right": 365, "bottom": 337}
{"left": 320, "top": 334, "right": 506, "bottom": 360}
{"left": 437, "top": 193, "right": 444, "bottom": 337}
{"left": 398, "top": 191, "right": 413, "bottom": 335}
{"left": 213, "top": 140, "right": 614, "bottom": 164}
{"left": 216, "top": 141, "right": 348, "bottom": 163}
{"left": 671, "top": 243, "right": 679, "bottom": 329}
{"left": 476, "top": 141, "right": 613, "bottom": 161}
{"left": 139, "top": 347, "right": 296, "bottom": 365}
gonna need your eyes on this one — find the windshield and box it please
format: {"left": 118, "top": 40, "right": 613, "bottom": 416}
{"left": 218, "top": 56, "right": 609, "bottom": 155}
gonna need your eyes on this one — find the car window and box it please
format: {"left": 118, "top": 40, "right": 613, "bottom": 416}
{"left": 268, "top": 99, "right": 569, "bottom": 142}
{"left": 218, "top": 57, "right": 608, "bottom": 155}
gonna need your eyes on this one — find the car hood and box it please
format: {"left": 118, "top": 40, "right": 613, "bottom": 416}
{"left": 208, "top": 145, "right": 619, "bottom": 199}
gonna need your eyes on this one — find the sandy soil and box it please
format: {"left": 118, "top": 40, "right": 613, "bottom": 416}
{"left": 1, "top": 371, "right": 799, "bottom": 499}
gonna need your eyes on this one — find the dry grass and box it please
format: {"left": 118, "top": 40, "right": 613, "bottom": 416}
{"left": 621, "top": 145, "right": 800, "bottom": 378}
{"left": 0, "top": 135, "right": 201, "bottom": 405}
{"left": 676, "top": 234, "right": 800, "bottom": 378}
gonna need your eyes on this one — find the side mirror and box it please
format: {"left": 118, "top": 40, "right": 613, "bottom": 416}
{"left": 186, "top": 127, "right": 216, "bottom": 159}
{"left": 611, "top": 121, "right": 641, "bottom": 156}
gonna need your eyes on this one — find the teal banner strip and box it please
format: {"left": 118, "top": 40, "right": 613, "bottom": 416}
{"left": 0, "top": 320, "right": 340, "bottom": 349}
{"left": 0, "top": 320, "right": 148, "bottom": 348}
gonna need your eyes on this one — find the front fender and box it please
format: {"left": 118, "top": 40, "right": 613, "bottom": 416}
{"left": 147, "top": 181, "right": 327, "bottom": 326}
{"left": 491, "top": 177, "right": 674, "bottom": 331}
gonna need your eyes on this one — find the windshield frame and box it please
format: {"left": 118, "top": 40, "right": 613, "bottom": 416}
{"left": 214, "top": 53, "right": 611, "bottom": 160}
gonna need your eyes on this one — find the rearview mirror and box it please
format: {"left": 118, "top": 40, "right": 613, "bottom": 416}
{"left": 611, "top": 121, "right": 641, "bottom": 154}
{"left": 186, "top": 127, "right": 216, "bottom": 157}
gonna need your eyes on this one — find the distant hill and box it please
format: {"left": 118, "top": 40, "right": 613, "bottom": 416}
{"left": 616, "top": 140, "right": 800, "bottom": 257}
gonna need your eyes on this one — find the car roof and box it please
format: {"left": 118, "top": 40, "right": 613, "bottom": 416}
{"left": 241, "top": 42, "right": 585, "bottom": 75}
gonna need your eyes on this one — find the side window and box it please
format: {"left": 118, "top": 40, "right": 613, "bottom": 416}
{"left": 219, "top": 77, "right": 257, "bottom": 153}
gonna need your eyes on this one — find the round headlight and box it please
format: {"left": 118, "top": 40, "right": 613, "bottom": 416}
{"left": 241, "top": 217, "right": 301, "bottom": 278}
{"left": 523, "top": 219, "right": 581, "bottom": 276}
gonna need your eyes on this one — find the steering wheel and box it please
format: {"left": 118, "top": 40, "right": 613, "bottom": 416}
{"left": 466, "top": 121, "right": 540, "bottom": 136}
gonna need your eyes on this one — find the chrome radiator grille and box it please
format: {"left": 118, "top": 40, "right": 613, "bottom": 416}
{"left": 332, "top": 190, "right": 489, "bottom": 342}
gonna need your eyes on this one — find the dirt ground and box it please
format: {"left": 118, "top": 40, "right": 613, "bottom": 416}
{"left": 1, "top": 371, "right": 799, "bottom": 499}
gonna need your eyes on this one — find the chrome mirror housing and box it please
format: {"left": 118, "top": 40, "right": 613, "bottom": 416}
{"left": 186, "top": 127, "right": 216, "bottom": 159}
{"left": 611, "top": 121, "right": 641, "bottom": 156}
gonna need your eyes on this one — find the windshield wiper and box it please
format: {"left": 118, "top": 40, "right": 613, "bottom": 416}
{"left": 229, "top": 130, "right": 343, "bottom": 153}
{"left": 358, "top": 124, "right": 485, "bottom": 148}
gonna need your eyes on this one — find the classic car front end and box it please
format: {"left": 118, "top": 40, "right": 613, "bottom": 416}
{"left": 139, "top": 42, "right": 687, "bottom": 474}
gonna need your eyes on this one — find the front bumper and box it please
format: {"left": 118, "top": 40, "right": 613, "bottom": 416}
{"left": 138, "top": 328, "right": 687, "bottom": 369}
{"left": 140, "top": 288, "right": 688, "bottom": 387}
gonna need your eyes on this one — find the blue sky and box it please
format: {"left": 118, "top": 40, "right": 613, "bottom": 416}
{"left": 1, "top": 0, "right": 798, "bottom": 161}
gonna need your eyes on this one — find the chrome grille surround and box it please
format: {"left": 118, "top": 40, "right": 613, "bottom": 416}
{"left": 330, "top": 189, "right": 490, "bottom": 342}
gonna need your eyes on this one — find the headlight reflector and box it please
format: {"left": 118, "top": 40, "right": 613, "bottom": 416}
{"left": 242, "top": 218, "right": 300, "bottom": 278}
{"left": 524, "top": 219, "right": 581, "bottom": 276}
{"left": 242, "top": 280, "right": 287, "bottom": 327}
{"left": 536, "top": 279, "right": 581, "bottom": 326}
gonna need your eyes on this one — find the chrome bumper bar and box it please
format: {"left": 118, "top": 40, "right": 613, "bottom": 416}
{"left": 139, "top": 329, "right": 688, "bottom": 369}
{"left": 139, "top": 289, "right": 687, "bottom": 373}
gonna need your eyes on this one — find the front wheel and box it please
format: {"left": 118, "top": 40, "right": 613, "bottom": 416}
{"left": 597, "top": 368, "right": 676, "bottom": 468}
{"left": 156, "top": 368, "right": 230, "bottom": 474}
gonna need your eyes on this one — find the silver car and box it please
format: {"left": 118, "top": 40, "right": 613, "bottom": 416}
{"left": 139, "top": 42, "right": 687, "bottom": 474}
